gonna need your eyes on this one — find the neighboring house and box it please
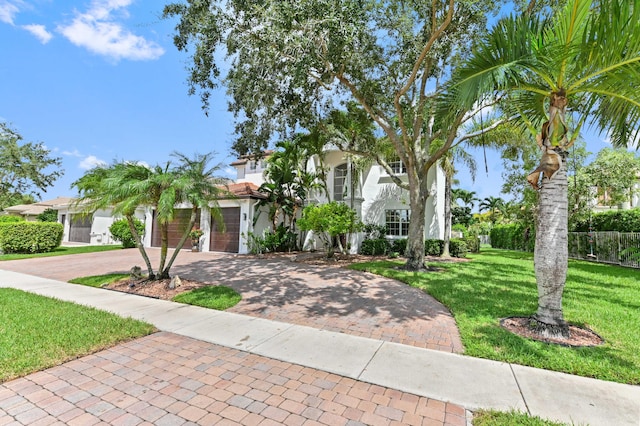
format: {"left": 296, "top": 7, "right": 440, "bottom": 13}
{"left": 1, "top": 197, "right": 75, "bottom": 222}
{"left": 232, "top": 146, "right": 446, "bottom": 253}
{"left": 591, "top": 174, "right": 640, "bottom": 213}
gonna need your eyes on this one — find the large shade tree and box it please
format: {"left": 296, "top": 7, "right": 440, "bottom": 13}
{"left": 0, "top": 123, "right": 63, "bottom": 209}
{"left": 163, "top": 0, "right": 506, "bottom": 270}
{"left": 453, "top": 0, "right": 640, "bottom": 337}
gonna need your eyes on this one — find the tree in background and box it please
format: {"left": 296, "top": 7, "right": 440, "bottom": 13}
{"left": 453, "top": 0, "right": 640, "bottom": 337}
{"left": 583, "top": 148, "right": 640, "bottom": 208}
{"left": 36, "top": 208, "right": 58, "bottom": 223}
{"left": 0, "top": 123, "right": 63, "bottom": 210}
{"left": 163, "top": 0, "right": 506, "bottom": 271}
{"left": 479, "top": 196, "right": 505, "bottom": 224}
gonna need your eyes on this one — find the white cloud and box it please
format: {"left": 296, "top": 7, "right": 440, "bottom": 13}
{"left": 0, "top": 0, "right": 20, "bottom": 25}
{"left": 62, "top": 149, "right": 83, "bottom": 157}
{"left": 22, "top": 23, "right": 53, "bottom": 43}
{"left": 79, "top": 155, "right": 107, "bottom": 170}
{"left": 57, "top": 0, "right": 164, "bottom": 61}
{"left": 223, "top": 166, "right": 236, "bottom": 177}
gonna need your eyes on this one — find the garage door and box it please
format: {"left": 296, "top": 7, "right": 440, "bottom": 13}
{"left": 210, "top": 207, "right": 240, "bottom": 253}
{"left": 69, "top": 215, "right": 92, "bottom": 243}
{"left": 151, "top": 209, "right": 200, "bottom": 248}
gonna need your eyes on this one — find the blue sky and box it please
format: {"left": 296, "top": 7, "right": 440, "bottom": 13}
{"left": 0, "top": 0, "right": 613, "bottom": 208}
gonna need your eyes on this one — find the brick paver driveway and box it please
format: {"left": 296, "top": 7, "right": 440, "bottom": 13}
{"left": 0, "top": 248, "right": 463, "bottom": 353}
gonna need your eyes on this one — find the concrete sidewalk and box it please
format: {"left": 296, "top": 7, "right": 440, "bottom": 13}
{"left": 1, "top": 269, "right": 639, "bottom": 426}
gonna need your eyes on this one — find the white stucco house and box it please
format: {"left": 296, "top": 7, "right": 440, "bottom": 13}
{"left": 1, "top": 147, "right": 446, "bottom": 255}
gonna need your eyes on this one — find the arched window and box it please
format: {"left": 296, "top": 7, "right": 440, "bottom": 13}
{"left": 334, "top": 163, "right": 348, "bottom": 201}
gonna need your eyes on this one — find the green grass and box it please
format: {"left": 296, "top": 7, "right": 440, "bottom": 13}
{"left": 0, "top": 245, "right": 123, "bottom": 261}
{"left": 69, "top": 273, "right": 131, "bottom": 287}
{"left": 172, "top": 286, "right": 242, "bottom": 310}
{"left": 350, "top": 248, "right": 640, "bottom": 385}
{"left": 0, "top": 288, "right": 155, "bottom": 382}
{"left": 473, "top": 410, "right": 568, "bottom": 426}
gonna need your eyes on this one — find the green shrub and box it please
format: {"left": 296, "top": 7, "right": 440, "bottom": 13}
{"left": 360, "top": 238, "right": 390, "bottom": 255}
{"left": 573, "top": 209, "right": 640, "bottom": 232}
{"left": 36, "top": 208, "right": 58, "bottom": 222}
{"left": 0, "top": 216, "right": 24, "bottom": 223}
{"left": 464, "top": 235, "right": 480, "bottom": 253}
{"left": 424, "top": 239, "right": 444, "bottom": 256}
{"left": 109, "top": 218, "right": 145, "bottom": 248}
{"left": 490, "top": 223, "right": 535, "bottom": 251}
{"left": 390, "top": 238, "right": 407, "bottom": 255}
{"left": 0, "top": 222, "right": 63, "bottom": 253}
{"left": 449, "top": 238, "right": 468, "bottom": 258}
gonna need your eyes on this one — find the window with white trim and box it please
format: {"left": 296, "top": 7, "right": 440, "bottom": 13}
{"left": 334, "top": 163, "right": 348, "bottom": 201}
{"left": 385, "top": 209, "right": 410, "bottom": 236}
{"left": 387, "top": 158, "right": 407, "bottom": 174}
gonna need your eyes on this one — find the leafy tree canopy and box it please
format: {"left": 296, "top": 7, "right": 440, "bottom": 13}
{"left": 0, "top": 123, "right": 63, "bottom": 210}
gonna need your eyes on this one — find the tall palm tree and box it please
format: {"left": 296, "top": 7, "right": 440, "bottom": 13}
{"left": 479, "top": 196, "right": 504, "bottom": 224}
{"left": 453, "top": 0, "right": 640, "bottom": 337}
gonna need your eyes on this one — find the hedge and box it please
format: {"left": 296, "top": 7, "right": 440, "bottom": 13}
{"left": 360, "top": 238, "right": 389, "bottom": 255}
{"left": 109, "top": 218, "right": 145, "bottom": 248}
{"left": 490, "top": 223, "right": 535, "bottom": 252}
{"left": 0, "top": 222, "right": 63, "bottom": 253}
{"left": 0, "top": 216, "right": 25, "bottom": 223}
{"left": 464, "top": 236, "right": 480, "bottom": 253}
{"left": 573, "top": 209, "right": 640, "bottom": 233}
{"left": 449, "top": 238, "right": 468, "bottom": 258}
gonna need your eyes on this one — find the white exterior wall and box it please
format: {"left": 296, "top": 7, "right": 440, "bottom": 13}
{"left": 59, "top": 207, "right": 149, "bottom": 246}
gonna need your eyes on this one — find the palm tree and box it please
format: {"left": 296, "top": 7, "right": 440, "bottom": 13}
{"left": 453, "top": 0, "right": 640, "bottom": 337}
{"left": 73, "top": 152, "right": 228, "bottom": 280}
{"left": 452, "top": 189, "right": 479, "bottom": 210}
{"left": 439, "top": 147, "right": 477, "bottom": 257}
{"left": 73, "top": 162, "right": 159, "bottom": 279}
{"left": 479, "top": 196, "right": 504, "bottom": 224}
{"left": 161, "top": 152, "right": 229, "bottom": 278}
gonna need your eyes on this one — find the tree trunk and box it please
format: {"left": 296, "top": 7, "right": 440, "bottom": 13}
{"left": 162, "top": 207, "right": 199, "bottom": 278}
{"left": 532, "top": 161, "right": 570, "bottom": 338}
{"left": 442, "top": 174, "right": 452, "bottom": 258}
{"left": 404, "top": 177, "right": 428, "bottom": 270}
{"left": 126, "top": 214, "right": 155, "bottom": 280}
{"left": 157, "top": 222, "right": 169, "bottom": 279}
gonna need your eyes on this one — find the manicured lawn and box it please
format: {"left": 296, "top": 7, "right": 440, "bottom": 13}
{"left": 474, "top": 410, "right": 567, "bottom": 426}
{"left": 0, "top": 245, "right": 123, "bottom": 261}
{"left": 0, "top": 288, "right": 155, "bottom": 382}
{"left": 172, "top": 286, "right": 242, "bottom": 310}
{"left": 350, "top": 248, "right": 640, "bottom": 385}
{"left": 69, "top": 273, "right": 131, "bottom": 287}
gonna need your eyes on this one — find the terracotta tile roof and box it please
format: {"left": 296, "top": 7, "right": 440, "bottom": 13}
{"left": 223, "top": 182, "right": 266, "bottom": 199}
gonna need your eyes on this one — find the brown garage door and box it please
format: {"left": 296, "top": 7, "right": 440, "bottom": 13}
{"left": 151, "top": 209, "right": 200, "bottom": 248}
{"left": 69, "top": 214, "right": 92, "bottom": 243}
{"left": 210, "top": 207, "right": 240, "bottom": 253}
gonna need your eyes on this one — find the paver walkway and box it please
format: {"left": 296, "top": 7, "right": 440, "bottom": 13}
{"left": 0, "top": 248, "right": 463, "bottom": 353}
{"left": 0, "top": 332, "right": 467, "bottom": 425}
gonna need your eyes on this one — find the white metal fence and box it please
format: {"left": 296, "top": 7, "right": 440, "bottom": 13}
{"left": 568, "top": 232, "right": 640, "bottom": 269}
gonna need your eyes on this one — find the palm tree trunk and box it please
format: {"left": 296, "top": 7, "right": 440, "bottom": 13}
{"left": 532, "top": 161, "right": 570, "bottom": 338}
{"left": 126, "top": 214, "right": 155, "bottom": 280}
{"left": 442, "top": 174, "right": 452, "bottom": 258}
{"left": 157, "top": 222, "right": 169, "bottom": 279}
{"left": 162, "top": 207, "right": 198, "bottom": 278}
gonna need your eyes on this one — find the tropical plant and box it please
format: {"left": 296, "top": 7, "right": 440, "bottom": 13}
{"left": 298, "top": 202, "right": 362, "bottom": 258}
{"left": 452, "top": 0, "right": 640, "bottom": 337}
{"left": 478, "top": 196, "right": 505, "bottom": 224}
{"left": 73, "top": 152, "right": 228, "bottom": 279}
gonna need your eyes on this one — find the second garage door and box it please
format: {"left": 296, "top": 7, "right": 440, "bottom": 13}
{"left": 151, "top": 209, "right": 200, "bottom": 248}
{"left": 210, "top": 207, "right": 240, "bottom": 253}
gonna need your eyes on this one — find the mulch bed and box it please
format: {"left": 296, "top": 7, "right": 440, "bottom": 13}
{"left": 501, "top": 317, "right": 604, "bottom": 347}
